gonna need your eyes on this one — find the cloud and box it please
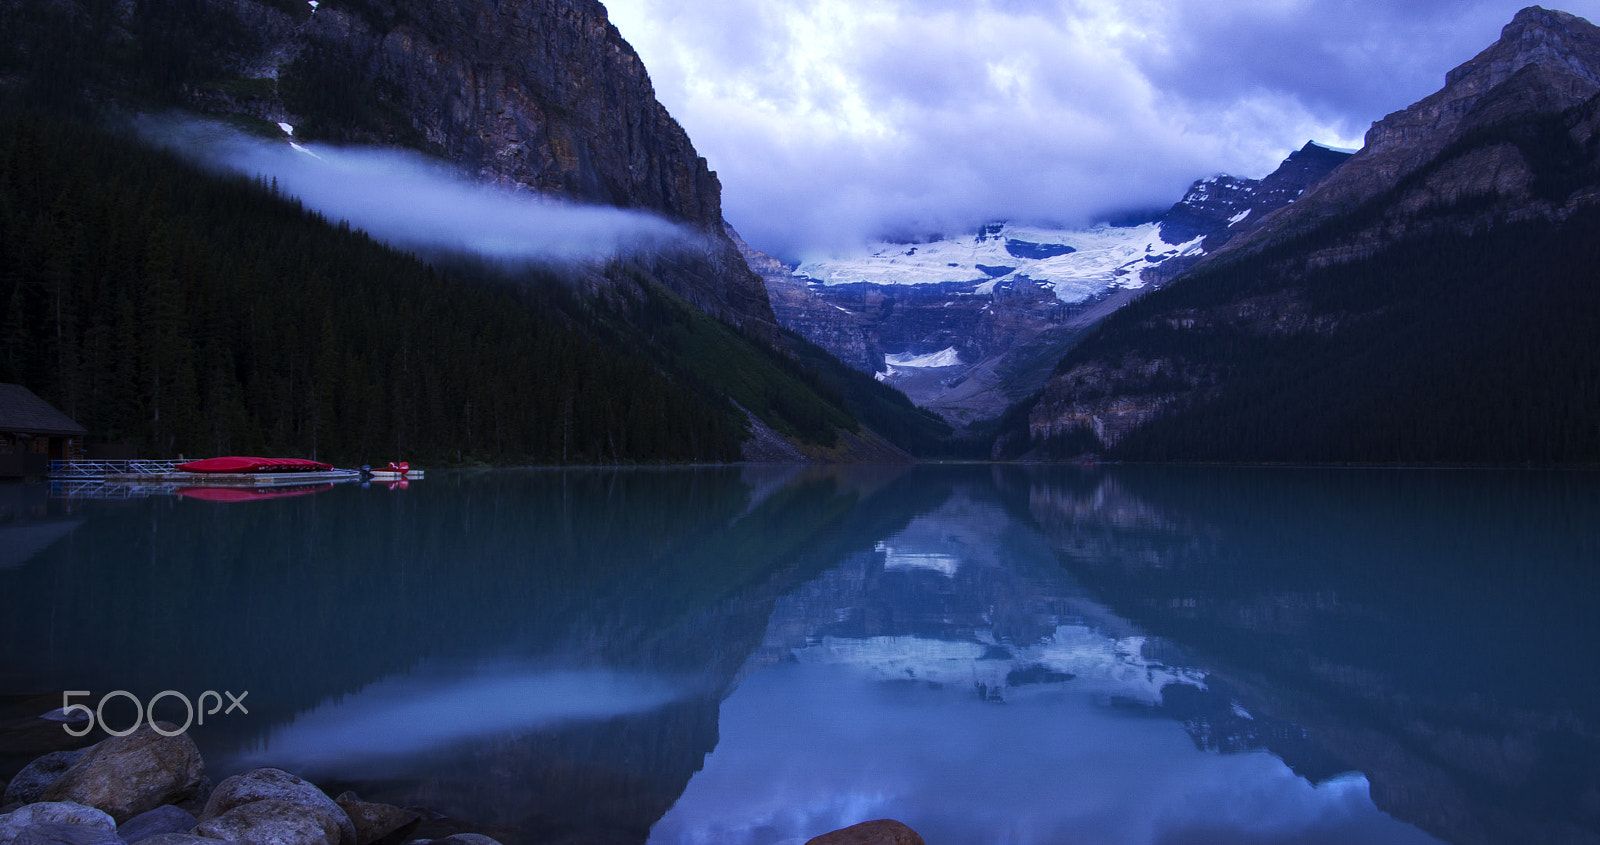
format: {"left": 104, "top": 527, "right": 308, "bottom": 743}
{"left": 605, "top": 0, "right": 1600, "bottom": 261}
{"left": 649, "top": 658, "right": 1441, "bottom": 845}
{"left": 137, "top": 117, "right": 692, "bottom": 264}
{"left": 224, "top": 659, "right": 695, "bottom": 779}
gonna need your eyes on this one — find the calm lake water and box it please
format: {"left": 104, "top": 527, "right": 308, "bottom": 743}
{"left": 2, "top": 466, "right": 1598, "bottom": 845}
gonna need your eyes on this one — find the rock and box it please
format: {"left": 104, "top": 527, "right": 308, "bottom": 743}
{"left": 194, "top": 799, "right": 344, "bottom": 845}
{"left": 428, "top": 836, "right": 502, "bottom": 845}
{"left": 136, "top": 835, "right": 225, "bottom": 845}
{"left": 0, "top": 803, "right": 116, "bottom": 845}
{"left": 332, "top": 793, "right": 418, "bottom": 845}
{"left": 117, "top": 806, "right": 198, "bottom": 844}
{"left": 804, "top": 820, "right": 926, "bottom": 845}
{"left": 3, "top": 752, "right": 85, "bottom": 806}
{"left": 200, "top": 769, "right": 354, "bottom": 845}
{"left": 171, "top": 777, "right": 213, "bottom": 819}
{"left": 407, "top": 836, "right": 505, "bottom": 845}
{"left": 11, "top": 822, "right": 122, "bottom": 845}
{"left": 41, "top": 725, "right": 204, "bottom": 823}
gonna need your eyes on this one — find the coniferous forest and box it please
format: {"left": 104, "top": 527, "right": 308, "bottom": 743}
{"left": 0, "top": 113, "right": 747, "bottom": 464}
{"left": 1014, "top": 105, "right": 1600, "bottom": 465}
{"left": 1108, "top": 210, "right": 1600, "bottom": 464}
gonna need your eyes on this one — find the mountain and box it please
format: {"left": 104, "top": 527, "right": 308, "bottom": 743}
{"left": 0, "top": 114, "right": 755, "bottom": 464}
{"left": 0, "top": 0, "right": 951, "bottom": 462}
{"left": 1156, "top": 141, "right": 1357, "bottom": 274}
{"left": 0, "top": 0, "right": 774, "bottom": 332}
{"left": 1017, "top": 6, "right": 1600, "bottom": 464}
{"left": 757, "top": 143, "right": 1350, "bottom": 432}
{"left": 1208, "top": 6, "right": 1600, "bottom": 266}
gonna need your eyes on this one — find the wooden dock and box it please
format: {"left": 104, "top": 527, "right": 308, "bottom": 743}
{"left": 50, "top": 460, "right": 361, "bottom": 488}
{"left": 100, "top": 469, "right": 362, "bottom": 487}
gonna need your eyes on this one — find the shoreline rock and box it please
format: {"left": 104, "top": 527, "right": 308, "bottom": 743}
{"left": 40, "top": 726, "right": 203, "bottom": 823}
{"left": 0, "top": 802, "right": 117, "bottom": 845}
{"left": 3, "top": 753, "right": 85, "bottom": 807}
{"left": 0, "top": 740, "right": 440, "bottom": 845}
{"left": 198, "top": 768, "right": 356, "bottom": 845}
{"left": 333, "top": 793, "right": 419, "bottom": 845}
{"left": 117, "top": 807, "right": 198, "bottom": 844}
{"left": 3, "top": 728, "right": 924, "bottom": 845}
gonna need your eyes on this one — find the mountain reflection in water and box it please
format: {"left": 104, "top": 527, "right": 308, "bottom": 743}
{"left": 0, "top": 466, "right": 1594, "bottom": 845}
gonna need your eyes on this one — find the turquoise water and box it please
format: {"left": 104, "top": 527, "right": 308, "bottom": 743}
{"left": 2, "top": 466, "right": 1597, "bottom": 845}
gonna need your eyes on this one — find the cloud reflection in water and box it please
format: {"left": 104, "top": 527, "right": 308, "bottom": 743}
{"left": 650, "top": 639, "right": 1441, "bottom": 845}
{"left": 229, "top": 660, "right": 694, "bottom": 778}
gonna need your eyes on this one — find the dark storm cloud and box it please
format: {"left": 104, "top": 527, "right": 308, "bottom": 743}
{"left": 1130, "top": 0, "right": 1529, "bottom": 119}
{"left": 619, "top": 1, "right": 1600, "bottom": 260}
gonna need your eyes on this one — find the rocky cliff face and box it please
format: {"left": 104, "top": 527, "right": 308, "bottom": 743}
{"left": 291, "top": 0, "right": 777, "bottom": 330}
{"left": 0, "top": 0, "right": 776, "bottom": 331}
{"left": 1364, "top": 6, "right": 1600, "bottom": 177}
{"left": 729, "top": 223, "right": 873, "bottom": 361}
{"left": 1026, "top": 6, "right": 1600, "bottom": 458}
{"left": 1149, "top": 141, "right": 1352, "bottom": 282}
{"left": 753, "top": 266, "right": 1080, "bottom": 430}
{"left": 1210, "top": 5, "right": 1600, "bottom": 265}
{"left": 280, "top": 0, "right": 720, "bottom": 221}
{"left": 1156, "top": 175, "right": 1259, "bottom": 245}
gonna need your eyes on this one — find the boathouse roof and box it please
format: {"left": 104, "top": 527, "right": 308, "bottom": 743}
{"left": 0, "top": 384, "right": 87, "bottom": 436}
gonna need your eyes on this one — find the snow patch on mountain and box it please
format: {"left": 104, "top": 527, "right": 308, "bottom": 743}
{"left": 885, "top": 347, "right": 962, "bottom": 368}
{"left": 794, "top": 222, "right": 1205, "bottom": 303}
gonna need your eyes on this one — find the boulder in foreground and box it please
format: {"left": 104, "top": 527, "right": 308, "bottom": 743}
{"left": 199, "top": 769, "right": 355, "bottom": 845}
{"left": 40, "top": 726, "right": 204, "bottom": 823}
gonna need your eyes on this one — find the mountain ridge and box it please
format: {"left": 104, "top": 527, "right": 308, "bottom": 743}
{"left": 0, "top": 0, "right": 956, "bottom": 462}
{"left": 0, "top": 0, "right": 778, "bottom": 332}
{"left": 1202, "top": 4, "right": 1600, "bottom": 268}
{"left": 752, "top": 140, "right": 1351, "bottom": 432}
{"left": 1016, "top": 5, "right": 1600, "bottom": 465}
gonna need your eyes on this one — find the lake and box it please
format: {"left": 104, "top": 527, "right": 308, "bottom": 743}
{"left": 2, "top": 465, "right": 1597, "bottom": 845}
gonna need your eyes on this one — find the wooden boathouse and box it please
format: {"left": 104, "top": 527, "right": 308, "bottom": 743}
{"left": 0, "top": 384, "right": 87, "bottom": 477}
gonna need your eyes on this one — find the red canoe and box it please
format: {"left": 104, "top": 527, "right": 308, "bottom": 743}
{"left": 177, "top": 456, "right": 334, "bottom": 473}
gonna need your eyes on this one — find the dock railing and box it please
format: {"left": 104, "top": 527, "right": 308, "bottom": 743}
{"left": 49, "top": 459, "right": 182, "bottom": 479}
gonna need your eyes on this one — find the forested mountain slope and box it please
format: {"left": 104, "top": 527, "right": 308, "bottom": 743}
{"left": 0, "top": 0, "right": 773, "bottom": 329}
{"left": 0, "top": 115, "right": 744, "bottom": 464}
{"left": 0, "top": 0, "right": 947, "bottom": 461}
{"left": 1010, "top": 6, "right": 1600, "bottom": 465}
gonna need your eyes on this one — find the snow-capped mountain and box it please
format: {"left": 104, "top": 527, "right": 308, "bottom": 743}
{"left": 795, "top": 221, "right": 1204, "bottom": 303}
{"left": 751, "top": 141, "right": 1353, "bottom": 431}
{"left": 791, "top": 141, "right": 1354, "bottom": 308}
{"left": 1161, "top": 141, "right": 1358, "bottom": 255}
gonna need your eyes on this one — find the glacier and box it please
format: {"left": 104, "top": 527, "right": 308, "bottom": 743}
{"left": 794, "top": 221, "right": 1205, "bottom": 303}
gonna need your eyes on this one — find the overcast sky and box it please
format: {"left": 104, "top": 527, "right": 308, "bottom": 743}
{"left": 604, "top": 0, "right": 1600, "bottom": 261}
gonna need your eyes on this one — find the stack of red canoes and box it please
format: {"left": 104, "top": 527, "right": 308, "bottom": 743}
{"left": 176, "top": 457, "right": 335, "bottom": 474}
